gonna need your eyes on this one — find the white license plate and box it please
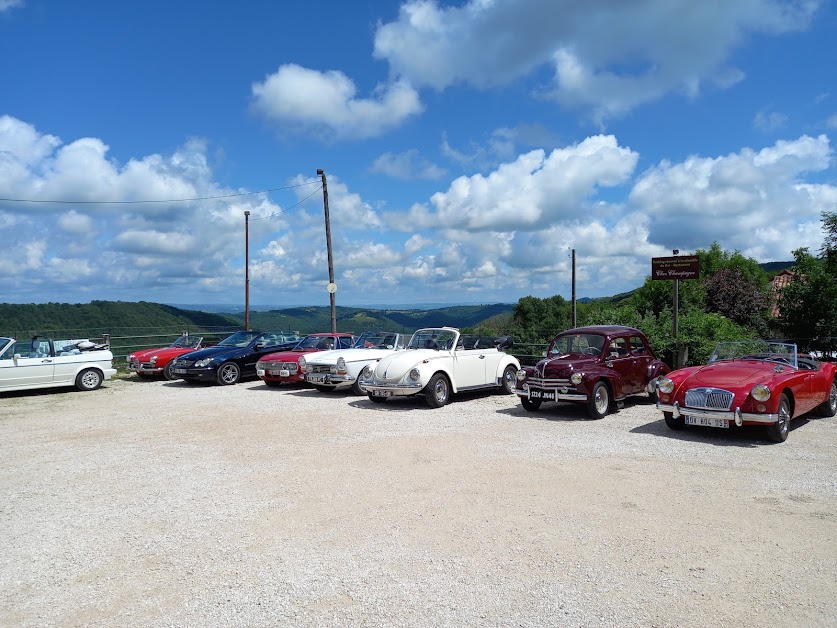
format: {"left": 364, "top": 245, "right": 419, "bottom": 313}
{"left": 529, "top": 389, "right": 556, "bottom": 401}
{"left": 173, "top": 368, "right": 187, "bottom": 374}
{"left": 307, "top": 374, "right": 326, "bottom": 383}
{"left": 371, "top": 389, "right": 392, "bottom": 397}
{"left": 279, "top": 369, "right": 290, "bottom": 377}
{"left": 685, "top": 416, "right": 729, "bottom": 428}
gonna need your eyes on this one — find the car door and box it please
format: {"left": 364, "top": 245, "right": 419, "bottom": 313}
{"left": 628, "top": 335, "right": 654, "bottom": 390}
{"left": 454, "top": 335, "right": 487, "bottom": 389}
{"left": 604, "top": 336, "right": 637, "bottom": 396}
{"left": 0, "top": 339, "right": 55, "bottom": 390}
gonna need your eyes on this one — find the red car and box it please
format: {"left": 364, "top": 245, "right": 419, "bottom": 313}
{"left": 256, "top": 333, "right": 356, "bottom": 387}
{"left": 656, "top": 341, "right": 837, "bottom": 442}
{"left": 515, "top": 325, "right": 670, "bottom": 419}
{"left": 127, "top": 335, "right": 208, "bottom": 380}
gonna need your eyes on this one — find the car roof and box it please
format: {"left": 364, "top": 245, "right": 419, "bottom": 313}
{"left": 307, "top": 332, "right": 354, "bottom": 337}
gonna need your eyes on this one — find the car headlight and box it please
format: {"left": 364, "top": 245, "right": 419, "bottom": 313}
{"left": 336, "top": 357, "right": 347, "bottom": 373}
{"left": 570, "top": 372, "right": 583, "bottom": 385}
{"left": 150, "top": 355, "right": 158, "bottom": 365}
{"left": 127, "top": 354, "right": 135, "bottom": 362}
{"left": 657, "top": 378, "right": 674, "bottom": 394}
{"left": 408, "top": 368, "right": 421, "bottom": 382}
{"left": 298, "top": 356, "right": 306, "bottom": 370}
{"left": 751, "top": 384, "right": 771, "bottom": 402}
{"left": 195, "top": 358, "right": 214, "bottom": 368}
{"left": 516, "top": 369, "right": 527, "bottom": 381}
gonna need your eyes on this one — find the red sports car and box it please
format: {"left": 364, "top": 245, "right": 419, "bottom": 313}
{"left": 656, "top": 341, "right": 837, "bottom": 442}
{"left": 127, "top": 335, "right": 207, "bottom": 380}
{"left": 256, "top": 333, "right": 356, "bottom": 386}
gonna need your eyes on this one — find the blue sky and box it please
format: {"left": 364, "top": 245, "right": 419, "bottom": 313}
{"left": 1, "top": 0, "right": 836, "bottom": 308}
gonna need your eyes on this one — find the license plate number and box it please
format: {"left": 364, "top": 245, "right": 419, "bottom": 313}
{"left": 529, "top": 389, "right": 556, "bottom": 401}
{"left": 685, "top": 416, "right": 729, "bottom": 428}
{"left": 307, "top": 374, "right": 326, "bottom": 383}
{"left": 371, "top": 389, "right": 392, "bottom": 397}
{"left": 173, "top": 368, "right": 187, "bottom": 374}
{"left": 278, "top": 369, "right": 290, "bottom": 377}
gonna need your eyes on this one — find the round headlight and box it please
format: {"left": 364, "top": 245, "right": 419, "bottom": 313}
{"left": 751, "top": 384, "right": 771, "bottom": 402}
{"left": 337, "top": 357, "right": 346, "bottom": 373}
{"left": 516, "top": 369, "right": 527, "bottom": 381}
{"left": 150, "top": 355, "right": 158, "bottom": 364}
{"left": 408, "top": 368, "right": 421, "bottom": 381}
{"left": 298, "top": 356, "right": 306, "bottom": 370}
{"left": 361, "top": 365, "right": 373, "bottom": 380}
{"left": 570, "top": 372, "right": 583, "bottom": 385}
{"left": 657, "top": 378, "right": 674, "bottom": 394}
{"left": 127, "top": 354, "right": 135, "bottom": 361}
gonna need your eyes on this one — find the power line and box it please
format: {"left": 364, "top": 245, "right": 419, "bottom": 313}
{"left": 0, "top": 179, "right": 321, "bottom": 205}
{"left": 250, "top": 185, "right": 324, "bottom": 221}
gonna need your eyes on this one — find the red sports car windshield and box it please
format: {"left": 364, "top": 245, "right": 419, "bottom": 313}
{"left": 710, "top": 341, "right": 798, "bottom": 369}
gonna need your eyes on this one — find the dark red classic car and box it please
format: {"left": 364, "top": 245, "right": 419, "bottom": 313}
{"left": 656, "top": 341, "right": 837, "bottom": 442}
{"left": 127, "top": 335, "right": 207, "bottom": 380}
{"left": 256, "top": 332, "right": 356, "bottom": 386}
{"left": 515, "top": 325, "right": 670, "bottom": 419}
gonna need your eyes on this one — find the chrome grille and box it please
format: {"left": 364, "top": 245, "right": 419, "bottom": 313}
{"left": 685, "top": 387, "right": 734, "bottom": 410}
{"left": 526, "top": 376, "right": 571, "bottom": 388}
{"left": 309, "top": 365, "right": 331, "bottom": 374}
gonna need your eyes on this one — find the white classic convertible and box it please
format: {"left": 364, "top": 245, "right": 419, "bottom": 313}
{"left": 300, "top": 330, "right": 409, "bottom": 394}
{"left": 0, "top": 335, "right": 117, "bottom": 393}
{"left": 359, "top": 327, "right": 519, "bottom": 408}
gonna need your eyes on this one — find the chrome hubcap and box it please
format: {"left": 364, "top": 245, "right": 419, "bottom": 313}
{"left": 595, "top": 386, "right": 608, "bottom": 414}
{"left": 778, "top": 400, "right": 790, "bottom": 435}
{"left": 435, "top": 380, "right": 448, "bottom": 402}
{"left": 829, "top": 384, "right": 837, "bottom": 411}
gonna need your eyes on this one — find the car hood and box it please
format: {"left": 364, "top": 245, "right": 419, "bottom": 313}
{"left": 677, "top": 361, "right": 778, "bottom": 388}
{"left": 373, "top": 349, "right": 444, "bottom": 377}
{"left": 260, "top": 348, "right": 319, "bottom": 362}
{"left": 178, "top": 345, "right": 245, "bottom": 361}
{"left": 305, "top": 347, "right": 400, "bottom": 366}
{"left": 533, "top": 355, "right": 599, "bottom": 377}
{"left": 131, "top": 346, "right": 190, "bottom": 360}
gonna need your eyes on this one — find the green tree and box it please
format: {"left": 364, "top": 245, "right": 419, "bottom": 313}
{"left": 777, "top": 247, "right": 837, "bottom": 351}
{"left": 510, "top": 295, "right": 572, "bottom": 342}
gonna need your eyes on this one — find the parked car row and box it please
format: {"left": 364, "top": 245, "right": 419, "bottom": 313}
{"left": 4, "top": 323, "right": 835, "bottom": 443}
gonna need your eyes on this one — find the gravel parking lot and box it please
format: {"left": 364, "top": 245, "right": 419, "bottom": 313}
{"left": 2, "top": 375, "right": 837, "bottom": 627}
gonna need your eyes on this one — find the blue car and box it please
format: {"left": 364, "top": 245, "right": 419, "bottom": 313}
{"left": 169, "top": 331, "right": 300, "bottom": 385}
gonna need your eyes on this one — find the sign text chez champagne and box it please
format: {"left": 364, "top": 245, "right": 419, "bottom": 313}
{"left": 651, "top": 255, "right": 700, "bottom": 280}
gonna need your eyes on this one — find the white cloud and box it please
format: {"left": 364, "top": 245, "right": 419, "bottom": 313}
{"left": 250, "top": 64, "right": 424, "bottom": 140}
{"left": 374, "top": 0, "right": 820, "bottom": 121}
{"left": 0, "top": 0, "right": 23, "bottom": 12}
{"left": 370, "top": 149, "right": 446, "bottom": 180}
{"left": 754, "top": 110, "right": 788, "bottom": 132}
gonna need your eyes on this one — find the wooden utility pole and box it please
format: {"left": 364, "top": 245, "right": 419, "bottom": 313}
{"left": 317, "top": 169, "right": 337, "bottom": 333}
{"left": 571, "top": 248, "right": 577, "bottom": 327}
{"left": 244, "top": 210, "right": 250, "bottom": 331}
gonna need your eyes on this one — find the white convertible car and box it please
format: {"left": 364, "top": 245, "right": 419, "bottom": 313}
{"left": 0, "top": 335, "right": 117, "bottom": 393}
{"left": 359, "top": 327, "right": 519, "bottom": 408}
{"left": 300, "top": 330, "right": 409, "bottom": 394}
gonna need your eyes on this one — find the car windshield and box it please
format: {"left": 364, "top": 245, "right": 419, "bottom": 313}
{"left": 710, "top": 341, "right": 798, "bottom": 368}
{"left": 353, "top": 332, "right": 402, "bottom": 349}
{"left": 172, "top": 336, "right": 202, "bottom": 349}
{"left": 217, "top": 331, "right": 261, "bottom": 347}
{"left": 297, "top": 335, "right": 336, "bottom": 350}
{"left": 407, "top": 329, "right": 457, "bottom": 350}
{"left": 548, "top": 333, "right": 605, "bottom": 357}
{"left": 0, "top": 338, "right": 15, "bottom": 360}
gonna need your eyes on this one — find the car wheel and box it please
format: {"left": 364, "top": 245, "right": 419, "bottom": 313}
{"left": 313, "top": 384, "right": 333, "bottom": 393}
{"left": 216, "top": 362, "right": 241, "bottom": 385}
{"left": 663, "top": 411, "right": 684, "bottom": 430}
{"left": 368, "top": 394, "right": 387, "bottom": 404}
{"left": 424, "top": 373, "right": 450, "bottom": 408}
{"left": 586, "top": 381, "right": 610, "bottom": 419}
{"left": 818, "top": 380, "right": 837, "bottom": 417}
{"left": 350, "top": 379, "right": 365, "bottom": 395}
{"left": 75, "top": 368, "right": 103, "bottom": 391}
{"left": 263, "top": 380, "right": 282, "bottom": 388}
{"left": 500, "top": 365, "right": 517, "bottom": 394}
{"left": 163, "top": 362, "right": 176, "bottom": 381}
{"left": 520, "top": 397, "right": 542, "bottom": 412}
{"left": 766, "top": 393, "right": 791, "bottom": 443}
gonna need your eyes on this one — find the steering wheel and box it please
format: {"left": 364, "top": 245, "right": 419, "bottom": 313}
{"left": 582, "top": 347, "right": 601, "bottom": 355}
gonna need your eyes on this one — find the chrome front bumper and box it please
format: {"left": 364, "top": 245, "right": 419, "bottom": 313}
{"left": 514, "top": 386, "right": 586, "bottom": 402}
{"left": 656, "top": 401, "right": 778, "bottom": 425}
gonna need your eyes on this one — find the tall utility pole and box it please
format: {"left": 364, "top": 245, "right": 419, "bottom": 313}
{"left": 571, "top": 248, "right": 577, "bottom": 327}
{"left": 672, "top": 249, "right": 679, "bottom": 368}
{"left": 244, "top": 210, "right": 250, "bottom": 331}
{"left": 317, "top": 169, "right": 337, "bottom": 333}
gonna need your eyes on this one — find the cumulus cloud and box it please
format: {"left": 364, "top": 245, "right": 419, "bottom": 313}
{"left": 250, "top": 64, "right": 424, "bottom": 140}
{"left": 374, "top": 0, "right": 820, "bottom": 121}
{"left": 370, "top": 149, "right": 446, "bottom": 180}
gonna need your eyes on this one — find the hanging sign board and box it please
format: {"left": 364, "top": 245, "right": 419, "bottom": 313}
{"left": 651, "top": 255, "right": 700, "bottom": 280}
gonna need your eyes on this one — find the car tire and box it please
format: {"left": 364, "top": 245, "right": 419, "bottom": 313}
{"left": 424, "top": 373, "right": 450, "bottom": 408}
{"left": 75, "top": 368, "right": 103, "bottom": 391}
{"left": 350, "top": 379, "right": 365, "bottom": 395}
{"left": 586, "top": 381, "right": 610, "bottom": 419}
{"left": 520, "top": 397, "right": 541, "bottom": 411}
{"left": 500, "top": 365, "right": 517, "bottom": 394}
{"left": 163, "top": 362, "right": 176, "bottom": 381}
{"left": 216, "top": 362, "right": 241, "bottom": 385}
{"left": 817, "top": 380, "right": 837, "bottom": 417}
{"left": 766, "top": 393, "right": 791, "bottom": 443}
{"left": 368, "top": 394, "right": 387, "bottom": 404}
{"left": 663, "top": 411, "right": 684, "bottom": 430}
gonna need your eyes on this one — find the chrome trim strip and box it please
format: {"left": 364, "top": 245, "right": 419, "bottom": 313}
{"left": 656, "top": 402, "right": 778, "bottom": 424}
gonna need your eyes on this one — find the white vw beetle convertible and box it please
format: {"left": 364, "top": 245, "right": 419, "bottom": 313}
{"left": 301, "top": 330, "right": 409, "bottom": 394}
{"left": 359, "top": 327, "right": 519, "bottom": 408}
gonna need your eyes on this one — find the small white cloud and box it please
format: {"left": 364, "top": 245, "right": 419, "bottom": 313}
{"left": 370, "top": 149, "right": 446, "bottom": 180}
{"left": 826, "top": 114, "right": 837, "bottom": 129}
{"left": 754, "top": 110, "right": 788, "bottom": 132}
{"left": 250, "top": 64, "right": 424, "bottom": 140}
{"left": 0, "top": 0, "right": 24, "bottom": 12}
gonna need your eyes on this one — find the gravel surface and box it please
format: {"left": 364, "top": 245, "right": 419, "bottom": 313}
{"left": 2, "top": 375, "right": 837, "bottom": 627}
